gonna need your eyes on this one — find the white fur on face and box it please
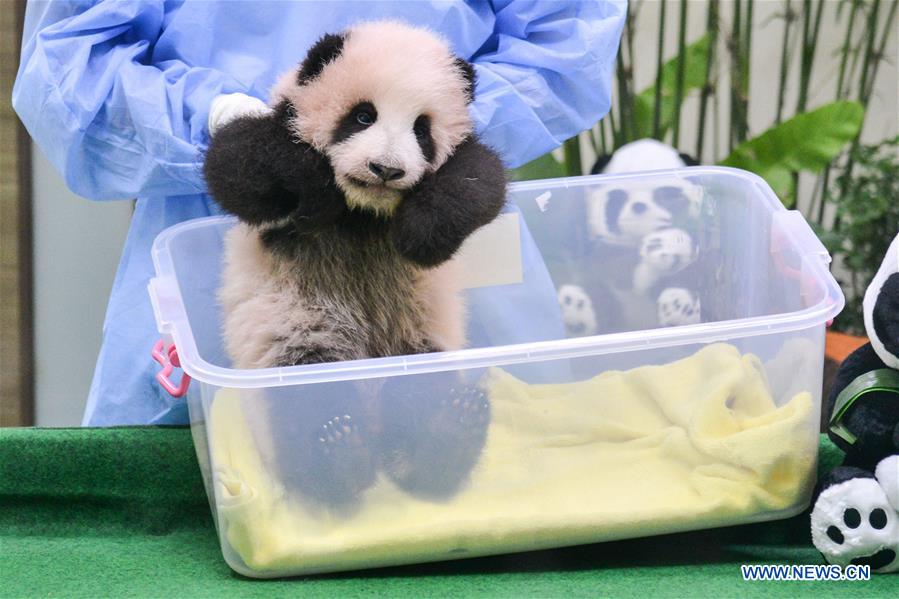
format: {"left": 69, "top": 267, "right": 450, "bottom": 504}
{"left": 328, "top": 112, "right": 426, "bottom": 215}
{"left": 271, "top": 21, "right": 473, "bottom": 213}
{"left": 587, "top": 180, "right": 703, "bottom": 246}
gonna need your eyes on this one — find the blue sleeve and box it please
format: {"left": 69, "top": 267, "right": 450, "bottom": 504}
{"left": 12, "top": 0, "right": 240, "bottom": 201}
{"left": 470, "top": 0, "right": 626, "bottom": 168}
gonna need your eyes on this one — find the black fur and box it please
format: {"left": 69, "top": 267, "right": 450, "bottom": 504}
{"left": 264, "top": 383, "right": 378, "bottom": 507}
{"left": 391, "top": 137, "right": 507, "bottom": 267}
{"left": 816, "top": 466, "right": 875, "bottom": 499}
{"left": 332, "top": 101, "right": 377, "bottom": 145}
{"left": 604, "top": 189, "right": 628, "bottom": 234}
{"left": 678, "top": 152, "right": 700, "bottom": 166}
{"left": 590, "top": 154, "right": 614, "bottom": 175}
{"left": 454, "top": 57, "right": 476, "bottom": 103}
{"left": 653, "top": 185, "right": 690, "bottom": 215}
{"left": 825, "top": 343, "right": 899, "bottom": 468}
{"left": 872, "top": 273, "right": 899, "bottom": 361}
{"left": 413, "top": 114, "right": 436, "bottom": 163}
{"left": 297, "top": 33, "right": 347, "bottom": 84}
{"left": 203, "top": 102, "right": 347, "bottom": 228}
{"left": 377, "top": 371, "right": 490, "bottom": 499}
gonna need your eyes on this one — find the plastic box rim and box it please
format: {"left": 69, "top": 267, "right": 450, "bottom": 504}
{"left": 148, "top": 166, "right": 845, "bottom": 389}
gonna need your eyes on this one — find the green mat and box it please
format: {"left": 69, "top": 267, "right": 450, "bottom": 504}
{"left": 0, "top": 427, "right": 890, "bottom": 598}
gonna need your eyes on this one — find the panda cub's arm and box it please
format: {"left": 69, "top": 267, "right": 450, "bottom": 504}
{"left": 204, "top": 105, "right": 346, "bottom": 227}
{"left": 391, "top": 137, "right": 507, "bottom": 268}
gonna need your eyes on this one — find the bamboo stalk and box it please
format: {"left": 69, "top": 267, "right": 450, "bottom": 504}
{"left": 563, "top": 136, "right": 583, "bottom": 177}
{"left": 862, "top": 0, "right": 898, "bottom": 102}
{"left": 652, "top": 0, "right": 667, "bottom": 140}
{"left": 729, "top": 0, "right": 743, "bottom": 154}
{"left": 835, "top": 0, "right": 861, "bottom": 100}
{"left": 775, "top": 0, "right": 794, "bottom": 124}
{"left": 790, "top": 0, "right": 825, "bottom": 205}
{"left": 713, "top": 72, "right": 721, "bottom": 160}
{"left": 845, "top": 6, "right": 866, "bottom": 95}
{"left": 599, "top": 120, "right": 608, "bottom": 156}
{"left": 796, "top": 0, "right": 825, "bottom": 114}
{"left": 608, "top": 103, "right": 619, "bottom": 149}
{"left": 834, "top": 0, "right": 884, "bottom": 231}
{"left": 854, "top": 0, "right": 882, "bottom": 127}
{"left": 616, "top": 49, "right": 631, "bottom": 145}
{"left": 603, "top": 117, "right": 612, "bottom": 156}
{"left": 817, "top": 0, "right": 863, "bottom": 225}
{"left": 588, "top": 125, "right": 599, "bottom": 156}
{"left": 739, "top": 0, "right": 754, "bottom": 141}
{"left": 672, "top": 0, "right": 689, "bottom": 149}
{"left": 696, "top": 0, "right": 719, "bottom": 161}
{"left": 625, "top": 0, "right": 637, "bottom": 85}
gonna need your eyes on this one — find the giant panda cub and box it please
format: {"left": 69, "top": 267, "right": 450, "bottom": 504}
{"left": 204, "top": 21, "right": 506, "bottom": 507}
{"left": 556, "top": 140, "right": 703, "bottom": 337}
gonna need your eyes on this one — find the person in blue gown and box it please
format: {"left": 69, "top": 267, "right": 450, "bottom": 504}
{"left": 13, "top": 0, "right": 626, "bottom": 425}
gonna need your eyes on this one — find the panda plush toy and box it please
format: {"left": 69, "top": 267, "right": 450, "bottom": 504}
{"left": 811, "top": 232, "right": 899, "bottom": 573}
{"left": 556, "top": 139, "right": 703, "bottom": 337}
{"left": 203, "top": 21, "right": 505, "bottom": 507}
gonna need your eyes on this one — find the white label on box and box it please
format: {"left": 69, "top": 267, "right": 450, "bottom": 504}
{"left": 455, "top": 212, "right": 523, "bottom": 289}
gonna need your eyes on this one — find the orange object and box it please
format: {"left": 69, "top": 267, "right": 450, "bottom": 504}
{"left": 825, "top": 331, "right": 869, "bottom": 364}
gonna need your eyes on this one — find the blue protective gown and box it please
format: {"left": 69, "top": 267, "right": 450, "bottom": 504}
{"left": 13, "top": 0, "right": 626, "bottom": 426}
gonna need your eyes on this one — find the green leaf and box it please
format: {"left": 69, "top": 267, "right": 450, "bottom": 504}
{"left": 719, "top": 101, "right": 864, "bottom": 204}
{"left": 633, "top": 34, "right": 711, "bottom": 140}
{"left": 508, "top": 152, "right": 565, "bottom": 182}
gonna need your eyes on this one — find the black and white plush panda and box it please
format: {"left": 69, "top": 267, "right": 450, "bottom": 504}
{"left": 557, "top": 139, "right": 703, "bottom": 336}
{"left": 811, "top": 232, "right": 899, "bottom": 573}
{"left": 204, "top": 21, "right": 505, "bottom": 507}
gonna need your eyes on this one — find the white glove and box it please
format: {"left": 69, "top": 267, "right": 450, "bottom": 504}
{"left": 208, "top": 93, "right": 272, "bottom": 137}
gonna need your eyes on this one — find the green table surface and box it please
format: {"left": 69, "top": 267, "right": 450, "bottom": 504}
{"left": 1, "top": 427, "right": 892, "bottom": 598}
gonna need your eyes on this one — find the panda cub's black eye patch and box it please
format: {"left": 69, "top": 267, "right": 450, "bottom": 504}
{"left": 604, "top": 189, "right": 628, "bottom": 235}
{"left": 653, "top": 186, "right": 688, "bottom": 214}
{"left": 414, "top": 115, "right": 436, "bottom": 163}
{"left": 332, "top": 101, "right": 377, "bottom": 144}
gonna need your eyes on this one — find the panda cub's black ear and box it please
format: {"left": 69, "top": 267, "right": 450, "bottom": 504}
{"left": 454, "top": 57, "right": 476, "bottom": 103}
{"left": 678, "top": 152, "right": 700, "bottom": 167}
{"left": 297, "top": 33, "right": 347, "bottom": 84}
{"left": 591, "top": 154, "right": 614, "bottom": 175}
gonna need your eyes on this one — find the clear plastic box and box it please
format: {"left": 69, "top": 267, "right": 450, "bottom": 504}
{"left": 149, "top": 167, "right": 843, "bottom": 577}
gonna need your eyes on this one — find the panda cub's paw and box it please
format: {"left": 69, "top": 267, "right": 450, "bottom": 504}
{"left": 639, "top": 228, "right": 696, "bottom": 272}
{"left": 633, "top": 228, "right": 697, "bottom": 293}
{"left": 267, "top": 383, "right": 378, "bottom": 508}
{"left": 377, "top": 371, "right": 490, "bottom": 500}
{"left": 657, "top": 287, "right": 701, "bottom": 326}
{"left": 811, "top": 472, "right": 899, "bottom": 573}
{"left": 300, "top": 411, "right": 379, "bottom": 506}
{"left": 557, "top": 284, "right": 598, "bottom": 336}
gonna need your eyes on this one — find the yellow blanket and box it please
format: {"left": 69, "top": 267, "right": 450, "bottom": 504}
{"left": 207, "top": 343, "right": 817, "bottom": 576}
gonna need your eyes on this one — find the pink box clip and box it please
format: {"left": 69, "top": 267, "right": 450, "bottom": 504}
{"left": 151, "top": 339, "right": 191, "bottom": 397}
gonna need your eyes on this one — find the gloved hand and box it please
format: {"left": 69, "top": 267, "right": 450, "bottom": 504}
{"left": 208, "top": 93, "right": 272, "bottom": 137}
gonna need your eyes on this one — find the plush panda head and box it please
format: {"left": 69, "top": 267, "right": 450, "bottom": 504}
{"left": 587, "top": 139, "right": 701, "bottom": 246}
{"left": 270, "top": 21, "right": 475, "bottom": 215}
{"left": 586, "top": 179, "right": 702, "bottom": 246}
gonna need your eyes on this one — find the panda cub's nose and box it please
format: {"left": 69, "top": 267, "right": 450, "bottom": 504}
{"left": 369, "top": 162, "right": 405, "bottom": 182}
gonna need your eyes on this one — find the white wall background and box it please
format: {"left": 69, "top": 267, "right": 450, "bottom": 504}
{"left": 30, "top": 0, "right": 897, "bottom": 426}
{"left": 576, "top": 0, "right": 898, "bottom": 219}
{"left": 31, "top": 145, "right": 131, "bottom": 426}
